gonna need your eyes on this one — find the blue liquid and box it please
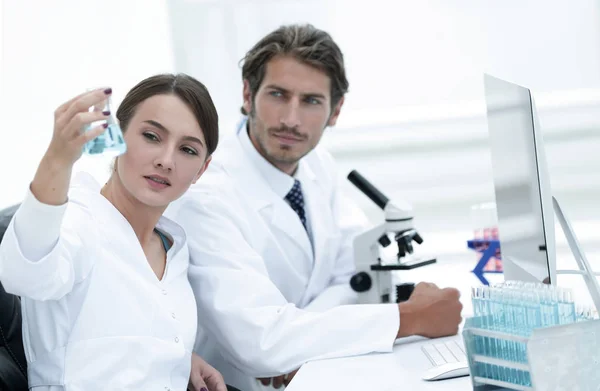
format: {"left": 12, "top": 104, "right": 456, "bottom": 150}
{"left": 559, "top": 301, "right": 576, "bottom": 324}
{"left": 84, "top": 123, "right": 127, "bottom": 156}
{"left": 469, "top": 284, "right": 578, "bottom": 387}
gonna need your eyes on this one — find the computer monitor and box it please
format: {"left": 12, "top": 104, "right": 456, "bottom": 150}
{"left": 483, "top": 74, "right": 557, "bottom": 285}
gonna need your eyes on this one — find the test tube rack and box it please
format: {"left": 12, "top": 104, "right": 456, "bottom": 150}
{"left": 463, "top": 316, "right": 600, "bottom": 390}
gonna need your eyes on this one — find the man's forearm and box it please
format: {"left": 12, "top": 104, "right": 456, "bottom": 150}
{"left": 303, "top": 283, "right": 357, "bottom": 312}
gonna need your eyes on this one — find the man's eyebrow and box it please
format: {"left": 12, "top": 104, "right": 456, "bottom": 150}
{"left": 143, "top": 120, "right": 205, "bottom": 146}
{"left": 264, "top": 84, "right": 327, "bottom": 100}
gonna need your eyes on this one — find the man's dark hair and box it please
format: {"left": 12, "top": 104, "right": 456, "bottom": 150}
{"left": 240, "top": 24, "right": 349, "bottom": 115}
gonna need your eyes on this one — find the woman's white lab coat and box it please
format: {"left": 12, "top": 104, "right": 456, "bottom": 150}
{"left": 166, "top": 128, "right": 400, "bottom": 390}
{"left": 0, "top": 173, "right": 197, "bottom": 391}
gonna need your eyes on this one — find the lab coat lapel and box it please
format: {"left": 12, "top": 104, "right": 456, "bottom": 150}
{"left": 217, "top": 135, "right": 313, "bottom": 263}
{"left": 93, "top": 196, "right": 187, "bottom": 282}
{"left": 297, "top": 164, "right": 336, "bottom": 298}
{"left": 70, "top": 172, "right": 186, "bottom": 283}
{"left": 92, "top": 196, "right": 159, "bottom": 280}
{"left": 269, "top": 198, "right": 313, "bottom": 262}
{"left": 69, "top": 174, "right": 150, "bottom": 277}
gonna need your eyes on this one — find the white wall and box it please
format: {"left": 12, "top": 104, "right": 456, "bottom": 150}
{"left": 483, "top": 0, "right": 600, "bottom": 91}
{"left": 1, "top": 0, "right": 176, "bottom": 206}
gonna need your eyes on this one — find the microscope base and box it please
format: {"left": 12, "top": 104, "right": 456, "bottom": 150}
{"left": 371, "top": 257, "right": 437, "bottom": 271}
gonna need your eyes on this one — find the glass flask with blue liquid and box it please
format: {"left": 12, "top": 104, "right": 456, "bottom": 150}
{"left": 83, "top": 93, "right": 127, "bottom": 156}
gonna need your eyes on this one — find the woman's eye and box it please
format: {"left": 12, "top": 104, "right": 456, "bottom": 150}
{"left": 143, "top": 132, "right": 159, "bottom": 141}
{"left": 181, "top": 146, "right": 198, "bottom": 156}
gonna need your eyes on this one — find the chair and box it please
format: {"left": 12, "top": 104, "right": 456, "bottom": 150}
{"left": 0, "top": 204, "right": 28, "bottom": 390}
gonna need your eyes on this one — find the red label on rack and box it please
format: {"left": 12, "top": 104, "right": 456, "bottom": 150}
{"left": 491, "top": 227, "right": 499, "bottom": 239}
{"left": 483, "top": 228, "right": 492, "bottom": 239}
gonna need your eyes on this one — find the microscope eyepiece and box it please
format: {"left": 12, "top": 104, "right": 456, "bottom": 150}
{"left": 347, "top": 170, "right": 389, "bottom": 210}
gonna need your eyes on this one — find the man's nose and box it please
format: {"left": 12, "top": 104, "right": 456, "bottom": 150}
{"left": 280, "top": 99, "right": 301, "bottom": 129}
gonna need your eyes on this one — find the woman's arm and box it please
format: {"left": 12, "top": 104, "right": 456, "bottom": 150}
{"left": 0, "top": 88, "right": 111, "bottom": 301}
{"left": 31, "top": 88, "right": 111, "bottom": 205}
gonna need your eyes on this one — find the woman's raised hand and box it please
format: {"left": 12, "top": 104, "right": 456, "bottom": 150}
{"left": 30, "top": 88, "right": 113, "bottom": 205}
{"left": 46, "top": 88, "right": 113, "bottom": 166}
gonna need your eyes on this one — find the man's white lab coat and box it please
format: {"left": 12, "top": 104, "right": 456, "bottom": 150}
{"left": 167, "top": 124, "right": 400, "bottom": 390}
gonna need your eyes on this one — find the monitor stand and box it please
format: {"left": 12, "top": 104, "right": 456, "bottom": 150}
{"left": 553, "top": 196, "right": 600, "bottom": 314}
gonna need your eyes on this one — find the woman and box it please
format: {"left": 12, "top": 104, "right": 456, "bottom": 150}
{"left": 0, "top": 74, "right": 227, "bottom": 391}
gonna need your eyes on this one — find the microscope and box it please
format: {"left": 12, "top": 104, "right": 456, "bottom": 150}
{"left": 347, "top": 170, "right": 437, "bottom": 304}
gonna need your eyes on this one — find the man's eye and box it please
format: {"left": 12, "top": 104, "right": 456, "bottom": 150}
{"left": 269, "top": 91, "right": 283, "bottom": 97}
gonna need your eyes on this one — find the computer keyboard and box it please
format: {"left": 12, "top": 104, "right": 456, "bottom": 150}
{"left": 421, "top": 339, "right": 467, "bottom": 367}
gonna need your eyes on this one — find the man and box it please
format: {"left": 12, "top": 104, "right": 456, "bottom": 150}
{"left": 166, "top": 24, "right": 463, "bottom": 390}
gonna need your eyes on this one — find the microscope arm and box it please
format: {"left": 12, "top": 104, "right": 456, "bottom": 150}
{"left": 353, "top": 223, "right": 387, "bottom": 270}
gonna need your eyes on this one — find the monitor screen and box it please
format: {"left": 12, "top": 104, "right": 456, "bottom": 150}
{"left": 483, "top": 74, "right": 556, "bottom": 285}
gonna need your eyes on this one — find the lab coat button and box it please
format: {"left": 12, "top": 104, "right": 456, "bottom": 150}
{"left": 162, "top": 289, "right": 168, "bottom": 295}
{"left": 171, "top": 312, "right": 176, "bottom": 319}
{"left": 175, "top": 337, "right": 180, "bottom": 343}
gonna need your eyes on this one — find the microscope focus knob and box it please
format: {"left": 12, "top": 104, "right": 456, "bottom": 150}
{"left": 350, "top": 272, "right": 372, "bottom": 292}
{"left": 413, "top": 232, "right": 424, "bottom": 245}
{"left": 378, "top": 234, "right": 392, "bottom": 247}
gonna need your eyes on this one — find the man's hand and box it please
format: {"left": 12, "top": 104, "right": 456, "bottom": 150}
{"left": 257, "top": 368, "right": 299, "bottom": 389}
{"left": 397, "top": 282, "right": 463, "bottom": 339}
{"left": 188, "top": 353, "right": 227, "bottom": 391}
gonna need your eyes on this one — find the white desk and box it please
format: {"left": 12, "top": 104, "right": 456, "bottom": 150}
{"left": 286, "top": 335, "right": 472, "bottom": 391}
{"left": 287, "top": 254, "right": 496, "bottom": 391}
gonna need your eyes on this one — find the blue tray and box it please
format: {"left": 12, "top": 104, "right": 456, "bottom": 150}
{"left": 468, "top": 239, "right": 502, "bottom": 285}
